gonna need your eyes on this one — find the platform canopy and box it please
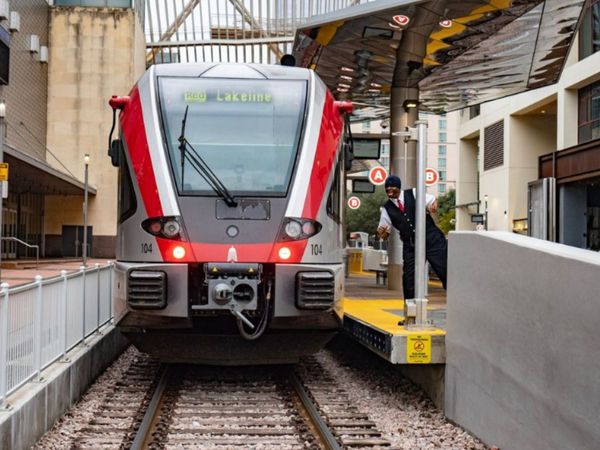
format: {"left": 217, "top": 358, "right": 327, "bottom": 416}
{"left": 292, "top": 0, "right": 586, "bottom": 117}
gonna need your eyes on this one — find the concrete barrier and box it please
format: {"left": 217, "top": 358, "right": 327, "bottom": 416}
{"left": 445, "top": 232, "right": 600, "bottom": 450}
{"left": 0, "top": 326, "right": 128, "bottom": 450}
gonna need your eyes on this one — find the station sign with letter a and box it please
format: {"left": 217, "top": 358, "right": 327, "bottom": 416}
{"left": 368, "top": 166, "right": 387, "bottom": 186}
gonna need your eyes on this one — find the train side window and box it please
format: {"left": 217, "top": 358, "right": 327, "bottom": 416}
{"left": 118, "top": 151, "right": 137, "bottom": 223}
{"left": 327, "top": 162, "right": 342, "bottom": 223}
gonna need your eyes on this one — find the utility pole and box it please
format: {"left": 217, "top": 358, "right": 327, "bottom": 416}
{"left": 83, "top": 154, "right": 89, "bottom": 267}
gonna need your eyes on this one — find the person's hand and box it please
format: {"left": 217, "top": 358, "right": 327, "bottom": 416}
{"left": 427, "top": 199, "right": 438, "bottom": 214}
{"left": 377, "top": 226, "right": 390, "bottom": 240}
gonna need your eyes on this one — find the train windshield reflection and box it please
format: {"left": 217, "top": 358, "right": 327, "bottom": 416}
{"left": 159, "top": 77, "right": 307, "bottom": 196}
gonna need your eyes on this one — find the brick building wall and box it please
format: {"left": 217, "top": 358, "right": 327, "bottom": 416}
{"left": 0, "top": 0, "right": 49, "bottom": 160}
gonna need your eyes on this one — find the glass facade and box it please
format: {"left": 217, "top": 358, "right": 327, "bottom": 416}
{"left": 578, "top": 79, "right": 600, "bottom": 144}
{"left": 579, "top": 0, "right": 600, "bottom": 60}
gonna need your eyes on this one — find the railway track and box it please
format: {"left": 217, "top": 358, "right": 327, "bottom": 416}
{"left": 128, "top": 360, "right": 391, "bottom": 449}
{"left": 36, "top": 350, "right": 392, "bottom": 449}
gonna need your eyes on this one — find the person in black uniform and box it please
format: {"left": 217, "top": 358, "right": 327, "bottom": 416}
{"left": 376, "top": 175, "right": 448, "bottom": 299}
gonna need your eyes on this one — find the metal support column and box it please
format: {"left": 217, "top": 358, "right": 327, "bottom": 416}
{"left": 414, "top": 120, "right": 428, "bottom": 322}
{"left": 388, "top": 87, "right": 418, "bottom": 290}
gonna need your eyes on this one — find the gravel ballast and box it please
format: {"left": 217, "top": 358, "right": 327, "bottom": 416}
{"left": 317, "top": 335, "right": 487, "bottom": 449}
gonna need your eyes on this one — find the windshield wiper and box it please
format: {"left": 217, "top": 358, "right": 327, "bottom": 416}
{"left": 177, "top": 107, "right": 237, "bottom": 207}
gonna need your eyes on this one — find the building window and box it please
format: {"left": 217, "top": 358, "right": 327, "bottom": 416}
{"left": 439, "top": 119, "right": 447, "bottom": 130}
{"left": 579, "top": 0, "right": 600, "bottom": 60}
{"left": 438, "top": 183, "right": 446, "bottom": 193}
{"left": 578, "top": 80, "right": 600, "bottom": 143}
{"left": 362, "top": 121, "right": 371, "bottom": 131}
{"left": 469, "top": 104, "right": 480, "bottom": 119}
{"left": 439, "top": 170, "right": 446, "bottom": 181}
{"left": 438, "top": 145, "right": 447, "bottom": 155}
{"left": 438, "top": 157, "right": 446, "bottom": 169}
{"left": 439, "top": 132, "right": 447, "bottom": 142}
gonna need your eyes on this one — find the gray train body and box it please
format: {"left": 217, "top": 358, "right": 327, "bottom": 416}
{"left": 109, "top": 63, "right": 350, "bottom": 364}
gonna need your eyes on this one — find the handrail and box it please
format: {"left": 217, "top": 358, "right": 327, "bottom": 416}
{"left": 1, "top": 237, "right": 39, "bottom": 268}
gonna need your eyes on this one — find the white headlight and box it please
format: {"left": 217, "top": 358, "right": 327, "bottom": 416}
{"left": 284, "top": 220, "right": 302, "bottom": 239}
{"left": 162, "top": 220, "right": 181, "bottom": 238}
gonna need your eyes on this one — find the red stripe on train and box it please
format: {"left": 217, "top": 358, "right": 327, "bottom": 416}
{"left": 121, "top": 86, "right": 164, "bottom": 219}
{"left": 121, "top": 87, "right": 181, "bottom": 260}
{"left": 301, "top": 90, "right": 344, "bottom": 219}
{"left": 157, "top": 240, "right": 308, "bottom": 264}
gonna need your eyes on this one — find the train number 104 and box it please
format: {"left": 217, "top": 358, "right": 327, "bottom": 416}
{"left": 310, "top": 244, "right": 322, "bottom": 256}
{"left": 141, "top": 243, "right": 153, "bottom": 254}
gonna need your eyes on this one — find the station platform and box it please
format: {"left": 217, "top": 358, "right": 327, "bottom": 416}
{"left": 342, "top": 272, "right": 446, "bottom": 364}
{"left": 0, "top": 258, "right": 108, "bottom": 286}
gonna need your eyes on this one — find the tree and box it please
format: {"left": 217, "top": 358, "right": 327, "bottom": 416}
{"left": 345, "top": 187, "right": 388, "bottom": 236}
{"left": 436, "top": 189, "right": 456, "bottom": 235}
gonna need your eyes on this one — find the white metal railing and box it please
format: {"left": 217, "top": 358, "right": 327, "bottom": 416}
{"left": 1, "top": 237, "right": 40, "bottom": 268}
{"left": 0, "top": 263, "right": 113, "bottom": 408}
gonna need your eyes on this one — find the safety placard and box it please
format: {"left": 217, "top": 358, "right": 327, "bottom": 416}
{"left": 0, "top": 163, "right": 8, "bottom": 181}
{"left": 406, "top": 334, "right": 431, "bottom": 363}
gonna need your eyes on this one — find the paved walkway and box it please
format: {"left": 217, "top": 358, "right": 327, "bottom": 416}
{"left": 0, "top": 258, "right": 111, "bottom": 287}
{"left": 345, "top": 271, "right": 446, "bottom": 307}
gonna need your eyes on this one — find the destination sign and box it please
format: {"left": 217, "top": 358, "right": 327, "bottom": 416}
{"left": 185, "top": 89, "right": 273, "bottom": 104}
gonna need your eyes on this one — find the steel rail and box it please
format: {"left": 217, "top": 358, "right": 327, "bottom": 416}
{"left": 288, "top": 371, "right": 341, "bottom": 450}
{"left": 130, "top": 364, "right": 171, "bottom": 450}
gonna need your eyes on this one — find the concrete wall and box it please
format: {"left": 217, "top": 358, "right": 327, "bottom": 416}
{"left": 445, "top": 231, "right": 600, "bottom": 450}
{"left": 45, "top": 6, "right": 145, "bottom": 255}
{"left": 0, "top": 0, "right": 49, "bottom": 160}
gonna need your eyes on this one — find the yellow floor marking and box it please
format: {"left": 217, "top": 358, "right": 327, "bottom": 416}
{"left": 342, "top": 298, "right": 445, "bottom": 336}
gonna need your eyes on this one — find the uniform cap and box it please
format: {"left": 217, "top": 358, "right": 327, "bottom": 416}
{"left": 384, "top": 175, "right": 402, "bottom": 189}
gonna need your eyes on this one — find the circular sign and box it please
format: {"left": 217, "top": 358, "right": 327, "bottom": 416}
{"left": 425, "top": 168, "right": 439, "bottom": 186}
{"left": 368, "top": 166, "right": 388, "bottom": 186}
{"left": 347, "top": 196, "right": 361, "bottom": 210}
{"left": 392, "top": 15, "right": 410, "bottom": 26}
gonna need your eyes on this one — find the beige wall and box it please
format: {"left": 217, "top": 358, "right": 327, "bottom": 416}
{"left": 45, "top": 6, "right": 145, "bottom": 237}
{"left": 508, "top": 115, "right": 556, "bottom": 222}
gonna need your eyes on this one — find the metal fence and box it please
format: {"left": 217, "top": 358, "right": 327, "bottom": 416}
{"left": 0, "top": 263, "right": 113, "bottom": 408}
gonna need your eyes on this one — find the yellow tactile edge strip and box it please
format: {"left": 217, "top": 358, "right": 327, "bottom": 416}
{"left": 342, "top": 298, "right": 446, "bottom": 336}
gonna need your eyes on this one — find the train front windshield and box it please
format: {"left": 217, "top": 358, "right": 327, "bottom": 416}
{"left": 158, "top": 77, "right": 307, "bottom": 196}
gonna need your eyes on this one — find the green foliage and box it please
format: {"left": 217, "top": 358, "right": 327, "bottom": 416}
{"left": 345, "top": 186, "right": 388, "bottom": 236}
{"left": 436, "top": 189, "right": 456, "bottom": 235}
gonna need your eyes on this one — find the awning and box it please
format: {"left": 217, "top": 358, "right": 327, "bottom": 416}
{"left": 4, "top": 144, "right": 97, "bottom": 196}
{"left": 293, "top": 0, "right": 585, "bottom": 117}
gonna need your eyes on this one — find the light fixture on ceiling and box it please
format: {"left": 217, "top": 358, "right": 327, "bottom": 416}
{"left": 338, "top": 83, "right": 351, "bottom": 89}
{"left": 439, "top": 19, "right": 453, "bottom": 28}
{"left": 340, "top": 66, "right": 354, "bottom": 72}
{"left": 402, "top": 99, "right": 419, "bottom": 112}
{"left": 339, "top": 74, "right": 353, "bottom": 81}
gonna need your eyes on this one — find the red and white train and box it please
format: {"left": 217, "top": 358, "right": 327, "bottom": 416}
{"left": 108, "top": 63, "right": 352, "bottom": 364}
